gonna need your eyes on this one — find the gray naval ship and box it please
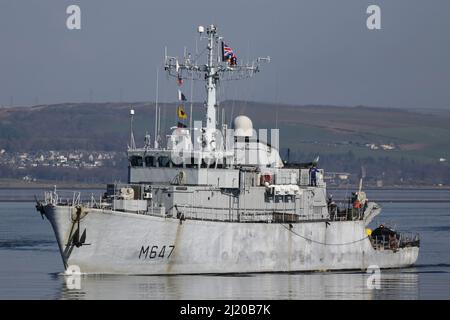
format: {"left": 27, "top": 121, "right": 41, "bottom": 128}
{"left": 36, "top": 25, "right": 419, "bottom": 274}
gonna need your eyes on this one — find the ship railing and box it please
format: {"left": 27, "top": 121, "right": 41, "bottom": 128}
{"left": 170, "top": 205, "right": 242, "bottom": 222}
{"left": 372, "top": 235, "right": 400, "bottom": 250}
{"left": 370, "top": 232, "right": 420, "bottom": 250}
{"left": 160, "top": 204, "right": 321, "bottom": 223}
{"left": 370, "top": 235, "right": 392, "bottom": 250}
{"left": 86, "top": 193, "right": 108, "bottom": 209}
{"left": 44, "top": 190, "right": 81, "bottom": 207}
{"left": 398, "top": 232, "right": 420, "bottom": 248}
{"left": 329, "top": 207, "right": 365, "bottom": 221}
{"left": 329, "top": 199, "right": 370, "bottom": 222}
{"left": 240, "top": 212, "right": 274, "bottom": 223}
{"left": 72, "top": 192, "right": 81, "bottom": 207}
{"left": 44, "top": 191, "right": 56, "bottom": 205}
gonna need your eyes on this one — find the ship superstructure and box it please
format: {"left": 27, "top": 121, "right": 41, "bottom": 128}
{"left": 36, "top": 25, "right": 419, "bottom": 274}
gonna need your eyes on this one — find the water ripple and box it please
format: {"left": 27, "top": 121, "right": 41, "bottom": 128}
{"left": 0, "top": 239, "right": 57, "bottom": 251}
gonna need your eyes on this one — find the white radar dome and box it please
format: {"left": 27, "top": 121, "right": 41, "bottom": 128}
{"left": 233, "top": 115, "right": 253, "bottom": 137}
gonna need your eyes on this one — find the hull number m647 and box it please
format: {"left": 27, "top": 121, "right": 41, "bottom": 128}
{"left": 139, "top": 245, "right": 175, "bottom": 259}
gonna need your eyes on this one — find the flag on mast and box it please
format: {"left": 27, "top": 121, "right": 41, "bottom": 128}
{"left": 178, "top": 89, "right": 187, "bottom": 101}
{"left": 177, "top": 105, "right": 188, "bottom": 119}
{"left": 222, "top": 42, "right": 235, "bottom": 61}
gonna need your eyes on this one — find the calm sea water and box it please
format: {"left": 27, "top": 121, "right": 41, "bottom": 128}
{"left": 0, "top": 188, "right": 449, "bottom": 300}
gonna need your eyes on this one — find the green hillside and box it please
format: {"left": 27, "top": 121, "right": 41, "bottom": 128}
{"left": 1, "top": 101, "right": 449, "bottom": 185}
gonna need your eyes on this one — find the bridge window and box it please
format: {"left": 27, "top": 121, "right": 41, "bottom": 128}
{"left": 130, "top": 156, "right": 143, "bottom": 167}
{"left": 171, "top": 160, "right": 183, "bottom": 168}
{"left": 145, "top": 156, "right": 156, "bottom": 167}
{"left": 158, "top": 156, "right": 170, "bottom": 167}
{"left": 186, "top": 157, "right": 198, "bottom": 168}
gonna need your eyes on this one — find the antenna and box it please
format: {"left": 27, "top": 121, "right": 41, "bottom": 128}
{"left": 359, "top": 165, "right": 366, "bottom": 193}
{"left": 129, "top": 108, "right": 136, "bottom": 149}
{"left": 154, "top": 67, "right": 159, "bottom": 148}
{"left": 275, "top": 71, "right": 279, "bottom": 130}
{"left": 221, "top": 107, "right": 225, "bottom": 128}
{"left": 189, "top": 72, "right": 194, "bottom": 130}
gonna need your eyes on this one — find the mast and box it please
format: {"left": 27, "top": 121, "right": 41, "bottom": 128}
{"left": 189, "top": 72, "right": 194, "bottom": 130}
{"left": 154, "top": 67, "right": 159, "bottom": 148}
{"left": 129, "top": 108, "right": 136, "bottom": 149}
{"left": 164, "top": 24, "right": 270, "bottom": 153}
{"left": 205, "top": 25, "right": 217, "bottom": 131}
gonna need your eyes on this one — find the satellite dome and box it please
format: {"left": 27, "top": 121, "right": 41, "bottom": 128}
{"left": 233, "top": 115, "right": 253, "bottom": 137}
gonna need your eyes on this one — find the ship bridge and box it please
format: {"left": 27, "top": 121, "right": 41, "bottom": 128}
{"left": 120, "top": 24, "right": 329, "bottom": 222}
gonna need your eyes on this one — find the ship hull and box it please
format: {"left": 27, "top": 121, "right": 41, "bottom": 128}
{"left": 44, "top": 204, "right": 419, "bottom": 275}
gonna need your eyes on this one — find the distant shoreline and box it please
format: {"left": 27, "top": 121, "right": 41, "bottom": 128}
{"left": 0, "top": 179, "right": 103, "bottom": 189}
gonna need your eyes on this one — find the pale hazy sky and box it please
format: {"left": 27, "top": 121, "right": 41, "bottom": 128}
{"left": 1, "top": 0, "right": 449, "bottom": 109}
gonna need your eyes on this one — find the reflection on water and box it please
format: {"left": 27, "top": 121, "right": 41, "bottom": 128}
{"left": 57, "top": 270, "right": 419, "bottom": 300}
